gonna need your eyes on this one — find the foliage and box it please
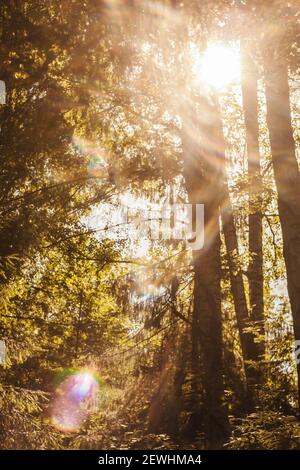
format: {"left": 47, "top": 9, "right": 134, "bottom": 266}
{"left": 0, "top": 0, "right": 299, "bottom": 451}
{"left": 228, "top": 412, "right": 300, "bottom": 450}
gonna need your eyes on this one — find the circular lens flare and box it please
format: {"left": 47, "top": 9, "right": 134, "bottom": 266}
{"left": 51, "top": 369, "right": 99, "bottom": 432}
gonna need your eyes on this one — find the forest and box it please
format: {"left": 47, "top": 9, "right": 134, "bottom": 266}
{"left": 0, "top": 0, "right": 300, "bottom": 452}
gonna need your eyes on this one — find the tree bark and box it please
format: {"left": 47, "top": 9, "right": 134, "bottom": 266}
{"left": 212, "top": 97, "right": 260, "bottom": 404}
{"left": 241, "top": 42, "right": 265, "bottom": 359}
{"left": 221, "top": 182, "right": 261, "bottom": 386}
{"left": 182, "top": 100, "right": 230, "bottom": 446}
{"left": 263, "top": 47, "right": 300, "bottom": 409}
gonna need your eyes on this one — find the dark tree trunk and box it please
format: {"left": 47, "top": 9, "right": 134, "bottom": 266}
{"left": 208, "top": 98, "right": 259, "bottom": 405}
{"left": 182, "top": 101, "right": 230, "bottom": 447}
{"left": 263, "top": 48, "right": 300, "bottom": 409}
{"left": 241, "top": 42, "right": 265, "bottom": 361}
{"left": 221, "top": 181, "right": 260, "bottom": 395}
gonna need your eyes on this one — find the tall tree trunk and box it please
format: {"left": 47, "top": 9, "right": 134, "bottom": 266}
{"left": 221, "top": 181, "right": 260, "bottom": 394}
{"left": 241, "top": 42, "right": 265, "bottom": 360}
{"left": 263, "top": 47, "right": 300, "bottom": 409}
{"left": 182, "top": 102, "right": 230, "bottom": 447}
{"left": 209, "top": 97, "right": 259, "bottom": 404}
{"left": 192, "top": 233, "right": 229, "bottom": 447}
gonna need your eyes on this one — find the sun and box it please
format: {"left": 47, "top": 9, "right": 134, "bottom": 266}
{"left": 193, "top": 43, "right": 240, "bottom": 90}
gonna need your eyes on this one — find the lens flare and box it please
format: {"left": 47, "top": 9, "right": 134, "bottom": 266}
{"left": 51, "top": 369, "right": 99, "bottom": 432}
{"left": 72, "top": 136, "right": 108, "bottom": 176}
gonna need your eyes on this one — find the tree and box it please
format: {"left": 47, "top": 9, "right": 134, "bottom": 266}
{"left": 262, "top": 36, "right": 300, "bottom": 409}
{"left": 241, "top": 40, "right": 264, "bottom": 363}
{"left": 182, "top": 96, "right": 230, "bottom": 446}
